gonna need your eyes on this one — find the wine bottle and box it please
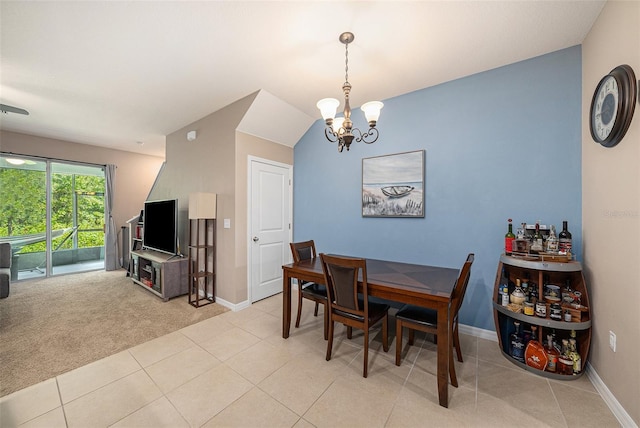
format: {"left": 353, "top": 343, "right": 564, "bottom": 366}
{"left": 558, "top": 221, "right": 572, "bottom": 255}
{"left": 531, "top": 221, "right": 544, "bottom": 254}
{"left": 505, "top": 219, "right": 516, "bottom": 254}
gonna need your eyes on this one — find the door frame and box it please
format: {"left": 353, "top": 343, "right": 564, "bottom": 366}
{"left": 246, "top": 155, "right": 293, "bottom": 304}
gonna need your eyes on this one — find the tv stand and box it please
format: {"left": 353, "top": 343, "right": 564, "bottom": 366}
{"left": 130, "top": 249, "right": 188, "bottom": 301}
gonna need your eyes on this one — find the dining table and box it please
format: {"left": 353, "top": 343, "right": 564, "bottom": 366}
{"left": 281, "top": 256, "right": 460, "bottom": 408}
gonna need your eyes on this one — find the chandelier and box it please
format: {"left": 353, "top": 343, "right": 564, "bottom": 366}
{"left": 316, "top": 32, "right": 383, "bottom": 152}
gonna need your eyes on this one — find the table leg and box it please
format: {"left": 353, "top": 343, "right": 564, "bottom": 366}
{"left": 436, "top": 303, "right": 449, "bottom": 408}
{"left": 282, "top": 272, "right": 291, "bottom": 338}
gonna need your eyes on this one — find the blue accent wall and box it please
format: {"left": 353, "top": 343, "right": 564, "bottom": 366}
{"left": 293, "top": 46, "right": 582, "bottom": 332}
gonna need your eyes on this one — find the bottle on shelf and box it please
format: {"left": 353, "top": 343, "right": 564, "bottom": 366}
{"left": 529, "top": 280, "right": 538, "bottom": 306}
{"left": 521, "top": 279, "right": 530, "bottom": 302}
{"left": 510, "top": 279, "right": 526, "bottom": 306}
{"left": 500, "top": 268, "right": 510, "bottom": 307}
{"left": 510, "top": 321, "right": 525, "bottom": 363}
{"left": 505, "top": 219, "right": 516, "bottom": 255}
{"left": 562, "top": 279, "right": 574, "bottom": 305}
{"left": 544, "top": 334, "right": 559, "bottom": 372}
{"left": 568, "top": 338, "right": 582, "bottom": 374}
{"left": 558, "top": 339, "right": 574, "bottom": 375}
{"left": 559, "top": 221, "right": 572, "bottom": 255}
{"left": 569, "top": 330, "right": 582, "bottom": 374}
{"left": 531, "top": 221, "right": 544, "bottom": 254}
{"left": 546, "top": 225, "right": 559, "bottom": 253}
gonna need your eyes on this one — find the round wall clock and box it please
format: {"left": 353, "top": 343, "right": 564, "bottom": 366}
{"left": 589, "top": 64, "right": 637, "bottom": 148}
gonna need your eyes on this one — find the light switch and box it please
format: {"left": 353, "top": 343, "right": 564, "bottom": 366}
{"left": 224, "top": 218, "right": 231, "bottom": 229}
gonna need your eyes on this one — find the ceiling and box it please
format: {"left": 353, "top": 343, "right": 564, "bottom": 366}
{"left": 0, "top": 1, "right": 605, "bottom": 158}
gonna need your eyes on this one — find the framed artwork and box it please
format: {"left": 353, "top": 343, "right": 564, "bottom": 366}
{"left": 362, "top": 150, "right": 425, "bottom": 218}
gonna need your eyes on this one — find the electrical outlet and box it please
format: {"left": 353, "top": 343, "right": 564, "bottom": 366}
{"left": 609, "top": 331, "right": 616, "bottom": 352}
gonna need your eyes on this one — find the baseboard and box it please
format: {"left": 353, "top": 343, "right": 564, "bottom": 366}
{"left": 215, "top": 296, "right": 251, "bottom": 312}
{"left": 459, "top": 323, "right": 498, "bottom": 342}
{"left": 586, "top": 363, "right": 637, "bottom": 428}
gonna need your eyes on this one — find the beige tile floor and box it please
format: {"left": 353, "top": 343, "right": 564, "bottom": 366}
{"left": 1, "top": 295, "right": 620, "bottom": 428}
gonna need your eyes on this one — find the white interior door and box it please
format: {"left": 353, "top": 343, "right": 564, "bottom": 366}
{"left": 249, "top": 158, "right": 291, "bottom": 302}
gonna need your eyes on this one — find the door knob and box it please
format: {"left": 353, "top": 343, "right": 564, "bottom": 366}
{"left": 253, "top": 236, "right": 259, "bottom": 242}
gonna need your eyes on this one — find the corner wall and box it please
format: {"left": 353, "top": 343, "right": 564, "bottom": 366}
{"left": 154, "top": 92, "right": 294, "bottom": 305}
{"left": 582, "top": 1, "right": 640, "bottom": 425}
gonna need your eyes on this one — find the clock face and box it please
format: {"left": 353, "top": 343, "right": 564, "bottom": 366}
{"left": 592, "top": 76, "right": 619, "bottom": 141}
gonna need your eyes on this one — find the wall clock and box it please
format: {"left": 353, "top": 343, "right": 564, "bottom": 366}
{"left": 589, "top": 64, "right": 637, "bottom": 148}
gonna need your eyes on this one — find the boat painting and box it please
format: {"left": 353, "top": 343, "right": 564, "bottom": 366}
{"left": 381, "top": 185, "right": 414, "bottom": 198}
{"left": 362, "top": 150, "right": 425, "bottom": 218}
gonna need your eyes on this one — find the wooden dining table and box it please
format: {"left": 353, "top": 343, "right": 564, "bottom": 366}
{"left": 281, "top": 256, "right": 460, "bottom": 408}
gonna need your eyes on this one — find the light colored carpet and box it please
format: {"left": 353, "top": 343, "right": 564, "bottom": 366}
{"left": 0, "top": 269, "right": 228, "bottom": 397}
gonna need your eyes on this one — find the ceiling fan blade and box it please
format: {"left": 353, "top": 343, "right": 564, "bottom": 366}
{"left": 0, "top": 104, "right": 30, "bottom": 115}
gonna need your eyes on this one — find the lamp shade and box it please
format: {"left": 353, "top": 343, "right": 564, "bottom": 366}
{"left": 189, "top": 192, "right": 217, "bottom": 219}
{"left": 361, "top": 101, "right": 383, "bottom": 123}
{"left": 317, "top": 98, "right": 340, "bottom": 121}
{"left": 332, "top": 116, "right": 345, "bottom": 133}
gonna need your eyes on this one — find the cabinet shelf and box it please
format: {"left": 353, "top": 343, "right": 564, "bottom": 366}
{"left": 498, "top": 349, "right": 586, "bottom": 380}
{"left": 492, "top": 302, "right": 591, "bottom": 330}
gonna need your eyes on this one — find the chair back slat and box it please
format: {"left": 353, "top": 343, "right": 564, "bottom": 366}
{"left": 320, "top": 254, "right": 367, "bottom": 315}
{"left": 450, "top": 253, "right": 474, "bottom": 324}
{"left": 290, "top": 240, "right": 317, "bottom": 263}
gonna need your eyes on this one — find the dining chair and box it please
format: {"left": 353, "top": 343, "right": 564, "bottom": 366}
{"left": 320, "top": 253, "right": 390, "bottom": 378}
{"left": 394, "top": 253, "right": 474, "bottom": 387}
{"left": 290, "top": 240, "right": 328, "bottom": 339}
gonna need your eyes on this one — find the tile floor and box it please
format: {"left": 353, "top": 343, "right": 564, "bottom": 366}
{"left": 0, "top": 295, "right": 620, "bottom": 428}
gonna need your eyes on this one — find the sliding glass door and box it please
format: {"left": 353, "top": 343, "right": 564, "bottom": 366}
{"left": 0, "top": 154, "right": 105, "bottom": 280}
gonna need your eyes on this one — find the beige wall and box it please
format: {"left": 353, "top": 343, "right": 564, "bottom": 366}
{"left": 582, "top": 1, "right": 640, "bottom": 425}
{"left": 0, "top": 130, "right": 164, "bottom": 261}
{"left": 155, "top": 92, "right": 293, "bottom": 305}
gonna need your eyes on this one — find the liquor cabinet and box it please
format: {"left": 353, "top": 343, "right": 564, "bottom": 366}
{"left": 493, "top": 254, "right": 591, "bottom": 379}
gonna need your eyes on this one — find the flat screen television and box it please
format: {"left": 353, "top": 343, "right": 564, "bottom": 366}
{"left": 143, "top": 198, "right": 178, "bottom": 255}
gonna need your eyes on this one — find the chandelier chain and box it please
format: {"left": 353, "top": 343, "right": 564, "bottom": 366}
{"left": 344, "top": 41, "right": 349, "bottom": 84}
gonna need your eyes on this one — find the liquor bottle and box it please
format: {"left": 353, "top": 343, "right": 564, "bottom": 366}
{"left": 544, "top": 334, "right": 559, "bottom": 372}
{"left": 558, "top": 339, "right": 574, "bottom": 375}
{"left": 531, "top": 221, "right": 544, "bottom": 254}
{"left": 562, "top": 279, "right": 574, "bottom": 305}
{"left": 500, "top": 268, "right": 510, "bottom": 307}
{"left": 505, "top": 219, "right": 516, "bottom": 254}
{"left": 521, "top": 280, "right": 530, "bottom": 303}
{"left": 510, "top": 279, "right": 526, "bottom": 305}
{"left": 529, "top": 281, "right": 538, "bottom": 306}
{"left": 510, "top": 321, "right": 525, "bottom": 362}
{"left": 568, "top": 338, "right": 582, "bottom": 374}
{"left": 559, "top": 221, "right": 572, "bottom": 255}
{"left": 546, "top": 225, "right": 559, "bottom": 253}
{"left": 551, "top": 329, "right": 562, "bottom": 353}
